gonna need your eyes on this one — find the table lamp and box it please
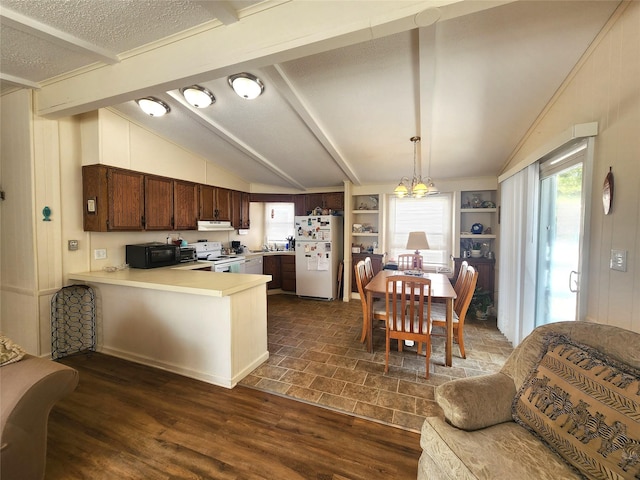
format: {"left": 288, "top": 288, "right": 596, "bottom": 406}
{"left": 406, "top": 231, "right": 430, "bottom": 256}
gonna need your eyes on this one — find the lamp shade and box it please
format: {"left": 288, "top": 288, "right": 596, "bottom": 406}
{"left": 406, "top": 231, "right": 430, "bottom": 251}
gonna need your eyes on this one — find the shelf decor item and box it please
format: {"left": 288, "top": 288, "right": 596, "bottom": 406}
{"left": 471, "top": 223, "right": 484, "bottom": 234}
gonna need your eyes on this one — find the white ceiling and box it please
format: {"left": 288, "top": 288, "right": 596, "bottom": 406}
{"left": 0, "top": 0, "right": 621, "bottom": 190}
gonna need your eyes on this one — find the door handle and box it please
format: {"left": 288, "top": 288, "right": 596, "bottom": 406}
{"left": 569, "top": 270, "right": 579, "bottom": 293}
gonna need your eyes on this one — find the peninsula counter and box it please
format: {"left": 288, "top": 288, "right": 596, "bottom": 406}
{"left": 68, "top": 266, "right": 271, "bottom": 388}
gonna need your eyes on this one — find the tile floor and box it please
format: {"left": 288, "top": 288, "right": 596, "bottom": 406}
{"left": 240, "top": 294, "right": 514, "bottom": 432}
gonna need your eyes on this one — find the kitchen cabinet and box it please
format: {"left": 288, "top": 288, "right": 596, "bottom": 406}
{"left": 83, "top": 164, "right": 247, "bottom": 231}
{"left": 231, "top": 190, "right": 250, "bottom": 229}
{"left": 83, "top": 165, "right": 145, "bottom": 231}
{"left": 351, "top": 253, "right": 383, "bottom": 293}
{"left": 281, "top": 255, "right": 296, "bottom": 292}
{"left": 173, "top": 180, "right": 198, "bottom": 230}
{"left": 199, "top": 185, "right": 231, "bottom": 221}
{"left": 302, "top": 192, "right": 344, "bottom": 215}
{"left": 454, "top": 257, "right": 495, "bottom": 301}
{"left": 144, "top": 175, "right": 173, "bottom": 230}
{"left": 263, "top": 255, "right": 281, "bottom": 290}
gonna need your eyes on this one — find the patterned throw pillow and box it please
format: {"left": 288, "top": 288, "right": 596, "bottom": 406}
{"left": 513, "top": 333, "right": 640, "bottom": 480}
{"left": 0, "top": 335, "right": 26, "bottom": 366}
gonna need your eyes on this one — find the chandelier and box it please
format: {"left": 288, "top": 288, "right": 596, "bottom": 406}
{"left": 394, "top": 136, "right": 438, "bottom": 198}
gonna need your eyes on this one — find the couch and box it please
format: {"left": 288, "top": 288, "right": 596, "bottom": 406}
{"left": 1, "top": 352, "right": 79, "bottom": 480}
{"left": 418, "top": 321, "right": 640, "bottom": 480}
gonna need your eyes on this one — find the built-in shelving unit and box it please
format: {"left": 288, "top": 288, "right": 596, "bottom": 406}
{"left": 351, "top": 194, "right": 380, "bottom": 252}
{"left": 457, "top": 190, "right": 498, "bottom": 257}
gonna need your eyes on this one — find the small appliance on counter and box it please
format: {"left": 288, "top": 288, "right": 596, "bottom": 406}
{"left": 126, "top": 242, "right": 180, "bottom": 269}
{"left": 179, "top": 247, "right": 196, "bottom": 263}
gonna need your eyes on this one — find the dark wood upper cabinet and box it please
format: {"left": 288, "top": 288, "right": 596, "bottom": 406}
{"left": 231, "top": 190, "right": 250, "bottom": 229}
{"left": 199, "top": 184, "right": 215, "bottom": 220}
{"left": 199, "top": 185, "right": 231, "bottom": 221}
{"left": 82, "top": 165, "right": 248, "bottom": 232}
{"left": 144, "top": 175, "right": 173, "bottom": 230}
{"left": 173, "top": 180, "right": 198, "bottom": 230}
{"left": 303, "top": 192, "right": 344, "bottom": 215}
{"left": 83, "top": 165, "right": 145, "bottom": 231}
{"left": 216, "top": 188, "right": 231, "bottom": 221}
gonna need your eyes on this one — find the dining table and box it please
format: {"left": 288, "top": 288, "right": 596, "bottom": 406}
{"left": 364, "top": 269, "right": 457, "bottom": 367}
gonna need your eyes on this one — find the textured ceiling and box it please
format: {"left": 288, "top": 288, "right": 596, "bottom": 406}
{"left": 0, "top": 0, "right": 622, "bottom": 190}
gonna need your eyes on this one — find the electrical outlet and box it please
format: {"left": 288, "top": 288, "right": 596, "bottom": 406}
{"left": 94, "top": 248, "right": 107, "bottom": 260}
{"left": 610, "top": 249, "right": 627, "bottom": 272}
{"left": 68, "top": 240, "right": 79, "bottom": 251}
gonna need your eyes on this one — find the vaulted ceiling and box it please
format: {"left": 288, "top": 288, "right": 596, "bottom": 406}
{"left": 0, "top": 0, "right": 622, "bottom": 190}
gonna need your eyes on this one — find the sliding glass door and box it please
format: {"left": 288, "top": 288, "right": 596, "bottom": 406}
{"left": 535, "top": 140, "right": 591, "bottom": 326}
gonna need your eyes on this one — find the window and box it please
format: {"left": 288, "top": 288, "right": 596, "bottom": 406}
{"left": 264, "top": 203, "right": 295, "bottom": 245}
{"left": 387, "top": 194, "right": 453, "bottom": 267}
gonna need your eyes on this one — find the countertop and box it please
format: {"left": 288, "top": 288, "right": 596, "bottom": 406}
{"left": 243, "top": 251, "right": 295, "bottom": 257}
{"left": 69, "top": 263, "right": 271, "bottom": 298}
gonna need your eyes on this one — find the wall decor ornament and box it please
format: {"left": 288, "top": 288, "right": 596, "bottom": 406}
{"left": 602, "top": 167, "right": 613, "bottom": 215}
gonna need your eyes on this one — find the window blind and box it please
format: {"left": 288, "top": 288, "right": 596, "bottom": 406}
{"left": 387, "top": 194, "right": 453, "bottom": 266}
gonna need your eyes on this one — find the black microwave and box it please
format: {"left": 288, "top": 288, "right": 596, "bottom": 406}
{"left": 126, "top": 243, "right": 180, "bottom": 269}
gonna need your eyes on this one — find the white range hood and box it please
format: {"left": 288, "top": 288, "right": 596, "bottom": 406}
{"left": 197, "top": 221, "right": 234, "bottom": 231}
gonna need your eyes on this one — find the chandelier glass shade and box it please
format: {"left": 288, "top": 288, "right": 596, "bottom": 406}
{"left": 394, "top": 136, "right": 438, "bottom": 198}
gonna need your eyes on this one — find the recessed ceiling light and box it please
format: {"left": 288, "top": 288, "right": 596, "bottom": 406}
{"left": 135, "top": 97, "right": 170, "bottom": 117}
{"left": 181, "top": 85, "right": 215, "bottom": 108}
{"left": 228, "top": 73, "right": 264, "bottom": 100}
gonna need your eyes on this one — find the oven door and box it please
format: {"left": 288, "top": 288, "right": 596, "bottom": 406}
{"left": 213, "top": 261, "right": 245, "bottom": 273}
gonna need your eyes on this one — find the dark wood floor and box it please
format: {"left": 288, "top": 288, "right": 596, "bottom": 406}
{"left": 46, "top": 353, "right": 421, "bottom": 479}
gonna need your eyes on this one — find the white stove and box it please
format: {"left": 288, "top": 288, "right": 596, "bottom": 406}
{"left": 188, "top": 241, "right": 245, "bottom": 272}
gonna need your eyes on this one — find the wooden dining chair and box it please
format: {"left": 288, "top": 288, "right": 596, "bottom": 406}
{"left": 384, "top": 275, "right": 432, "bottom": 378}
{"left": 397, "top": 254, "right": 423, "bottom": 271}
{"left": 429, "top": 266, "right": 478, "bottom": 359}
{"left": 364, "top": 256, "right": 375, "bottom": 282}
{"left": 354, "top": 261, "right": 386, "bottom": 343}
{"left": 453, "top": 260, "right": 469, "bottom": 296}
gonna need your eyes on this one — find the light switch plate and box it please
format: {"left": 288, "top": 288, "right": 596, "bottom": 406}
{"left": 68, "top": 240, "right": 79, "bottom": 251}
{"left": 610, "top": 249, "right": 627, "bottom": 272}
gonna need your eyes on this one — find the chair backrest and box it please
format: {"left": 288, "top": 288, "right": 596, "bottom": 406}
{"left": 364, "top": 256, "right": 374, "bottom": 282}
{"left": 453, "top": 260, "right": 469, "bottom": 295}
{"left": 385, "top": 275, "right": 431, "bottom": 337}
{"left": 397, "top": 254, "right": 423, "bottom": 271}
{"left": 354, "top": 260, "right": 370, "bottom": 316}
{"left": 455, "top": 266, "right": 478, "bottom": 320}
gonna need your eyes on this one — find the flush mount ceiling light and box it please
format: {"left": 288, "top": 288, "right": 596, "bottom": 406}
{"left": 136, "top": 97, "right": 170, "bottom": 117}
{"left": 228, "top": 73, "right": 264, "bottom": 99}
{"left": 181, "top": 85, "right": 215, "bottom": 108}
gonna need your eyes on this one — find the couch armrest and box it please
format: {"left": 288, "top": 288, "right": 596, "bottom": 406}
{"left": 435, "top": 372, "right": 516, "bottom": 431}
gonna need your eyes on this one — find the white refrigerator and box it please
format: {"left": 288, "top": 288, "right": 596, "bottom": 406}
{"left": 295, "top": 215, "right": 343, "bottom": 300}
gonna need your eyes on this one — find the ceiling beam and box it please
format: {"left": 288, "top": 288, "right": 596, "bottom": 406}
{"left": 195, "top": 1, "right": 239, "bottom": 25}
{"left": 35, "top": 0, "right": 478, "bottom": 118}
{"left": 0, "top": 73, "right": 41, "bottom": 90}
{"left": 166, "top": 90, "right": 307, "bottom": 190}
{"left": 0, "top": 6, "right": 119, "bottom": 65}
{"left": 261, "top": 64, "right": 362, "bottom": 186}
{"left": 418, "top": 25, "right": 437, "bottom": 179}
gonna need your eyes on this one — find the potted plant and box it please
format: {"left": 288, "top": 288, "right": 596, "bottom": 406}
{"left": 471, "top": 288, "right": 492, "bottom": 320}
{"left": 471, "top": 242, "right": 482, "bottom": 258}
